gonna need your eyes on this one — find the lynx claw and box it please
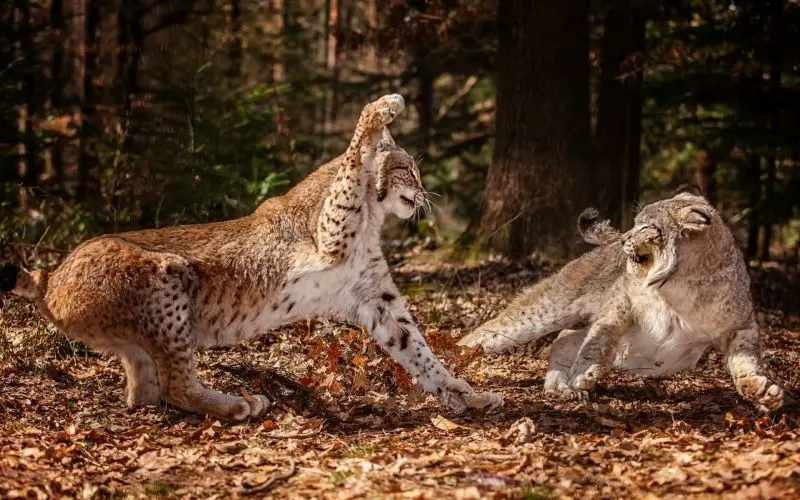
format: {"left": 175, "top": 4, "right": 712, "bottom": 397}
{"left": 375, "top": 94, "right": 405, "bottom": 126}
{"left": 556, "top": 387, "right": 589, "bottom": 401}
{"left": 758, "top": 384, "right": 784, "bottom": 413}
{"left": 737, "top": 375, "right": 784, "bottom": 413}
{"left": 570, "top": 373, "right": 597, "bottom": 392}
{"left": 231, "top": 394, "right": 270, "bottom": 421}
{"left": 439, "top": 378, "right": 503, "bottom": 413}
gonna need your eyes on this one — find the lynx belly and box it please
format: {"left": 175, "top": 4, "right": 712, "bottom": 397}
{"left": 614, "top": 287, "right": 712, "bottom": 377}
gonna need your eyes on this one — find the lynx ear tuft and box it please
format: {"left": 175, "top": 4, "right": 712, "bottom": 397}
{"left": 674, "top": 183, "right": 704, "bottom": 197}
{"left": 677, "top": 205, "right": 712, "bottom": 232}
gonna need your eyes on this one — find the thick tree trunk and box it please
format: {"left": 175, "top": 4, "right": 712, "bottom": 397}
{"left": 480, "top": 0, "right": 592, "bottom": 259}
{"left": 595, "top": 1, "right": 645, "bottom": 229}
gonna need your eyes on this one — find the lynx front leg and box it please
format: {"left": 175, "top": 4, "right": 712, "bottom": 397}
{"left": 544, "top": 328, "right": 587, "bottom": 398}
{"left": 317, "top": 94, "right": 405, "bottom": 263}
{"left": 351, "top": 279, "right": 502, "bottom": 412}
{"left": 719, "top": 325, "right": 784, "bottom": 412}
{"left": 568, "top": 300, "right": 631, "bottom": 398}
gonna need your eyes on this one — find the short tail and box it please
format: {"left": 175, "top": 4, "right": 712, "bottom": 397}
{"left": 577, "top": 208, "right": 620, "bottom": 246}
{"left": 0, "top": 263, "right": 46, "bottom": 300}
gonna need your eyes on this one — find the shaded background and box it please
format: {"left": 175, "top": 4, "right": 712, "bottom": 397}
{"left": 1, "top": 0, "right": 799, "bottom": 264}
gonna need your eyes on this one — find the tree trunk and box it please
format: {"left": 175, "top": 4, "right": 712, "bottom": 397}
{"left": 18, "top": 0, "right": 43, "bottom": 208}
{"left": 695, "top": 150, "right": 718, "bottom": 206}
{"left": 50, "top": 0, "right": 66, "bottom": 195}
{"left": 417, "top": 64, "right": 434, "bottom": 156}
{"left": 760, "top": 155, "right": 776, "bottom": 262}
{"left": 760, "top": 0, "right": 784, "bottom": 262}
{"left": 595, "top": 1, "right": 645, "bottom": 229}
{"left": 226, "top": 0, "right": 242, "bottom": 79}
{"left": 745, "top": 154, "right": 761, "bottom": 261}
{"left": 77, "top": 0, "right": 100, "bottom": 202}
{"left": 322, "top": 0, "right": 339, "bottom": 156}
{"left": 0, "top": 4, "right": 15, "bottom": 184}
{"left": 480, "top": 0, "right": 592, "bottom": 259}
{"left": 117, "top": 0, "right": 142, "bottom": 149}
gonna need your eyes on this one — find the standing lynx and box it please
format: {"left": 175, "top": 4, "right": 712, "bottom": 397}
{"left": 460, "top": 191, "right": 783, "bottom": 413}
{"left": 1, "top": 94, "right": 501, "bottom": 421}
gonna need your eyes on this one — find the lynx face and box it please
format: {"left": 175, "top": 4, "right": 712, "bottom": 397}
{"left": 623, "top": 192, "right": 714, "bottom": 287}
{"left": 375, "top": 150, "right": 426, "bottom": 219}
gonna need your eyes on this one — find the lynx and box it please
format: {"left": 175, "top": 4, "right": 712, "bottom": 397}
{"left": 459, "top": 191, "right": 783, "bottom": 412}
{"left": 1, "top": 94, "right": 501, "bottom": 421}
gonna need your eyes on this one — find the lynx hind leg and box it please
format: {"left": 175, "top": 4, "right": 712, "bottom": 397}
{"left": 544, "top": 328, "right": 587, "bottom": 399}
{"left": 723, "top": 326, "right": 784, "bottom": 412}
{"left": 458, "top": 279, "right": 583, "bottom": 354}
{"left": 144, "top": 265, "right": 268, "bottom": 421}
{"left": 152, "top": 346, "right": 268, "bottom": 421}
{"left": 109, "top": 344, "right": 160, "bottom": 407}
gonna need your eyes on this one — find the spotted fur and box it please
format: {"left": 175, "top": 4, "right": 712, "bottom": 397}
{"left": 5, "top": 94, "right": 501, "bottom": 421}
{"left": 460, "top": 192, "right": 783, "bottom": 413}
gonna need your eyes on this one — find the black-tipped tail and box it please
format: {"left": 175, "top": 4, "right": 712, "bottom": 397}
{"left": 577, "top": 208, "right": 621, "bottom": 246}
{"left": 0, "top": 263, "right": 19, "bottom": 293}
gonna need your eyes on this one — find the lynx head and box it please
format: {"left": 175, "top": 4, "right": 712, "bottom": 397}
{"left": 374, "top": 128, "right": 427, "bottom": 219}
{"left": 622, "top": 189, "right": 717, "bottom": 287}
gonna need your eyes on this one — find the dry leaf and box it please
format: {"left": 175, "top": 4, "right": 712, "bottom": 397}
{"left": 430, "top": 415, "right": 468, "bottom": 432}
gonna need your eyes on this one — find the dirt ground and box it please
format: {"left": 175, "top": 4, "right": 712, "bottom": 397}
{"left": 1, "top": 253, "right": 799, "bottom": 499}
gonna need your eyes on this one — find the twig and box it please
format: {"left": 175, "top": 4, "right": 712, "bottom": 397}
{"left": 437, "top": 75, "right": 479, "bottom": 120}
{"left": 264, "top": 429, "right": 321, "bottom": 440}
{"left": 242, "top": 459, "right": 297, "bottom": 495}
{"left": 214, "top": 363, "right": 315, "bottom": 398}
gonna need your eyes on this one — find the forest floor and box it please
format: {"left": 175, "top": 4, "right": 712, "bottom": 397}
{"left": 1, "top": 250, "right": 800, "bottom": 499}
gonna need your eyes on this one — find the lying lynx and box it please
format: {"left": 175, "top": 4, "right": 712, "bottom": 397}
{"left": 460, "top": 191, "right": 783, "bottom": 412}
{"left": 1, "top": 94, "right": 501, "bottom": 421}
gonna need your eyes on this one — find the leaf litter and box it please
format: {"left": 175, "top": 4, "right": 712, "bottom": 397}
{"left": 1, "top": 251, "right": 799, "bottom": 498}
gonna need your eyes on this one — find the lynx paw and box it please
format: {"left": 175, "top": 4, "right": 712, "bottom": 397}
{"left": 546, "top": 383, "right": 589, "bottom": 401}
{"left": 438, "top": 378, "right": 503, "bottom": 413}
{"left": 737, "top": 375, "right": 784, "bottom": 412}
{"left": 126, "top": 382, "right": 161, "bottom": 407}
{"left": 371, "top": 94, "right": 405, "bottom": 127}
{"left": 230, "top": 394, "right": 270, "bottom": 421}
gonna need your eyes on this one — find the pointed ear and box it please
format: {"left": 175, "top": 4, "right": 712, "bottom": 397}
{"left": 377, "top": 127, "right": 396, "bottom": 152}
{"left": 677, "top": 205, "right": 713, "bottom": 232}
